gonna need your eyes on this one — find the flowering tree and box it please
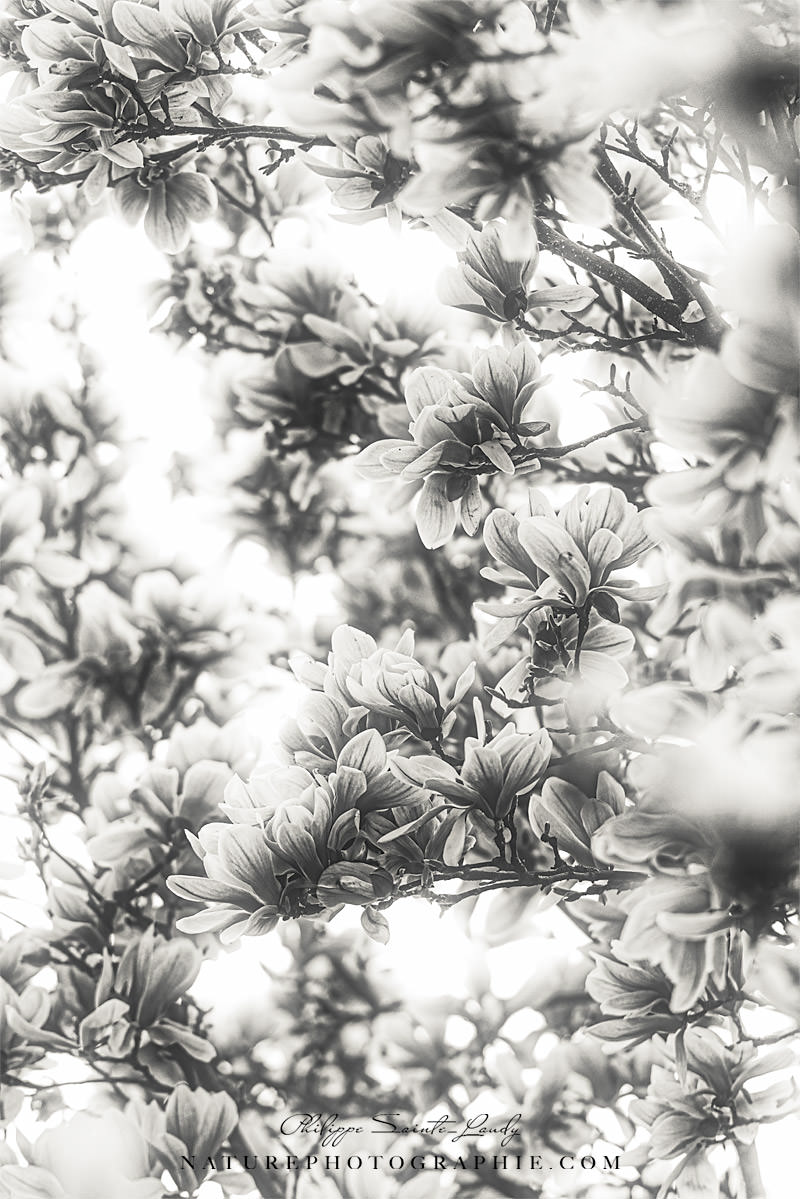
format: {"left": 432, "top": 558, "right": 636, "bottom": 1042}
{"left": 0, "top": 2, "right": 798, "bottom": 1198}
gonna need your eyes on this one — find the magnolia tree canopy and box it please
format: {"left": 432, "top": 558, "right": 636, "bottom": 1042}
{"left": 0, "top": 3, "right": 798, "bottom": 1199}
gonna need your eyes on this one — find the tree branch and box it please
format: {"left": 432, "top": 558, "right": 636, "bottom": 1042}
{"left": 533, "top": 218, "right": 683, "bottom": 330}
{"left": 593, "top": 146, "right": 729, "bottom": 346}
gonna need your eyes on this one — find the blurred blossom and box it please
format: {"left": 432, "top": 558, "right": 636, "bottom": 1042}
{"left": 131, "top": 1084, "right": 238, "bottom": 1193}
{"left": 0, "top": 1108, "right": 161, "bottom": 1199}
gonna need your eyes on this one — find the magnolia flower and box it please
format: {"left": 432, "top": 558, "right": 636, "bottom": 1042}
{"left": 646, "top": 226, "right": 798, "bottom": 558}
{"left": 586, "top": 956, "right": 682, "bottom": 1047}
{"left": 21, "top": 11, "right": 139, "bottom": 84}
{"left": 165, "top": 716, "right": 259, "bottom": 779}
{"left": 646, "top": 350, "right": 778, "bottom": 542}
{"left": 279, "top": 691, "right": 352, "bottom": 773}
{"left": 394, "top": 724, "right": 552, "bottom": 821}
{"left": 438, "top": 221, "right": 595, "bottom": 323}
{"left": 0, "top": 480, "right": 88, "bottom": 591}
{"left": 114, "top": 168, "right": 217, "bottom": 254}
{"left": 591, "top": 808, "right": 711, "bottom": 876}
{"left": 269, "top": 0, "right": 510, "bottom": 139}
{"left": 401, "top": 88, "right": 612, "bottom": 229}
{"left": 169, "top": 820, "right": 285, "bottom": 942}
{"left": 73, "top": 930, "right": 214, "bottom": 1078}
{"left": 529, "top": 770, "right": 625, "bottom": 866}
{"left": 131, "top": 1084, "right": 239, "bottom": 1194}
{"left": 0, "top": 89, "right": 133, "bottom": 176}
{"left": 0, "top": 977, "right": 52, "bottom": 1076}
{"left": 356, "top": 345, "right": 549, "bottom": 548}
{"left": 307, "top": 623, "right": 474, "bottom": 747}
{"left": 478, "top": 485, "right": 661, "bottom": 648}
{"left": 85, "top": 778, "right": 172, "bottom": 875}
{"left": 0, "top": 1108, "right": 161, "bottom": 1199}
{"left": 632, "top": 1028, "right": 797, "bottom": 1171}
{"left": 590, "top": 803, "right": 744, "bottom": 1010}
{"left": 170, "top": 728, "right": 416, "bottom": 936}
{"left": 345, "top": 647, "right": 443, "bottom": 736}
{"left": 162, "top": 0, "right": 262, "bottom": 47}
{"left": 113, "top": 930, "right": 202, "bottom": 1030}
{"left": 611, "top": 872, "right": 730, "bottom": 1011}
{"left": 306, "top": 135, "right": 411, "bottom": 227}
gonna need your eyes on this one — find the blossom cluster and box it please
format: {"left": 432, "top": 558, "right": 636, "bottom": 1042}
{"left": 169, "top": 623, "right": 556, "bottom": 939}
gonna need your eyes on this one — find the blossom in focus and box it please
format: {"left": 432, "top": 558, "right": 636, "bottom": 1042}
{"left": 396, "top": 723, "right": 552, "bottom": 821}
{"left": 437, "top": 220, "right": 595, "bottom": 323}
{"left": 356, "top": 344, "right": 550, "bottom": 548}
{"left": 478, "top": 485, "right": 661, "bottom": 648}
{"left": 114, "top": 167, "right": 217, "bottom": 254}
{"left": 529, "top": 770, "right": 625, "bottom": 867}
{"left": 586, "top": 955, "right": 682, "bottom": 1048}
{"left": 306, "top": 134, "right": 412, "bottom": 228}
{"left": 169, "top": 818, "right": 285, "bottom": 942}
{"left": 169, "top": 726, "right": 420, "bottom": 937}
{"left": 631, "top": 1027, "right": 797, "bottom": 1176}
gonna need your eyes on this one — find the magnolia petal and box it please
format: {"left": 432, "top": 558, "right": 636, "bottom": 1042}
{"left": 517, "top": 516, "right": 590, "bottom": 603}
{"left": 526, "top": 284, "right": 595, "bottom": 312}
{"left": 404, "top": 366, "right": 454, "bottom": 420}
{"left": 170, "top": 170, "right": 218, "bottom": 218}
{"left": 480, "top": 613, "right": 526, "bottom": 652}
{"left": 483, "top": 508, "right": 536, "bottom": 578}
{"left": 481, "top": 441, "right": 515, "bottom": 474}
{"left": 112, "top": 1, "right": 186, "bottom": 69}
{"left": 415, "top": 475, "right": 457, "bottom": 549}
{"left": 114, "top": 176, "right": 150, "bottom": 225}
{"left": 656, "top": 910, "right": 733, "bottom": 940}
{"left": 460, "top": 476, "right": 482, "bottom": 535}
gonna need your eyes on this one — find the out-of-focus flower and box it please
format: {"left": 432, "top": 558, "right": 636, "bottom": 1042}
{"left": 0, "top": 975, "right": 53, "bottom": 1079}
{"left": 593, "top": 750, "right": 800, "bottom": 1012}
{"left": 165, "top": 716, "right": 260, "bottom": 779}
{"left": 269, "top": 0, "right": 515, "bottom": 139}
{"left": 719, "top": 225, "right": 800, "bottom": 396}
{"left": 0, "top": 479, "right": 88, "bottom": 593}
{"left": 647, "top": 223, "right": 799, "bottom": 565}
{"left": 591, "top": 803, "right": 732, "bottom": 1012}
{"left": 0, "top": 1108, "right": 162, "bottom": 1199}
{"left": 85, "top": 756, "right": 236, "bottom": 923}
{"left": 132, "top": 1084, "right": 238, "bottom": 1194}
{"left": 75, "top": 929, "right": 215, "bottom": 1078}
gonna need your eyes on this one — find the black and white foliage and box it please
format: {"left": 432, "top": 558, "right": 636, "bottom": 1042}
{"left": 0, "top": 2, "right": 798, "bottom": 1198}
